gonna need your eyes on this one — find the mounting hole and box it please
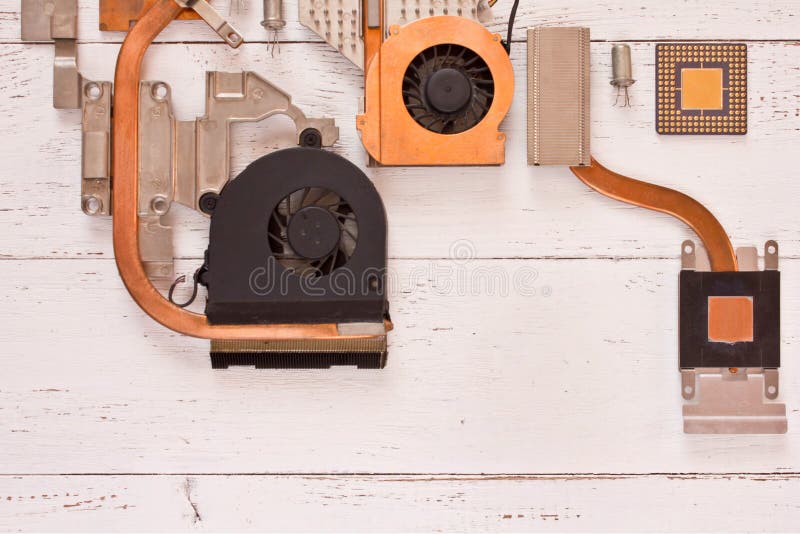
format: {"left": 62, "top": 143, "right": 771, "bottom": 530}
{"left": 768, "top": 245, "right": 777, "bottom": 254}
{"left": 151, "top": 82, "right": 169, "bottom": 101}
{"left": 84, "top": 82, "right": 102, "bottom": 101}
{"left": 368, "top": 273, "right": 380, "bottom": 291}
{"left": 228, "top": 32, "right": 240, "bottom": 43}
{"left": 199, "top": 192, "right": 220, "bottom": 215}
{"left": 683, "top": 385, "right": 693, "bottom": 395}
{"left": 300, "top": 128, "right": 323, "bottom": 148}
{"left": 82, "top": 195, "right": 102, "bottom": 215}
{"left": 768, "top": 385, "right": 777, "bottom": 395}
{"left": 683, "top": 244, "right": 693, "bottom": 254}
{"left": 151, "top": 195, "right": 169, "bottom": 215}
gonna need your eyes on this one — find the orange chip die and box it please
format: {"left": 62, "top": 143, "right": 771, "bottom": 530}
{"left": 708, "top": 296, "right": 754, "bottom": 343}
{"left": 681, "top": 68, "right": 724, "bottom": 110}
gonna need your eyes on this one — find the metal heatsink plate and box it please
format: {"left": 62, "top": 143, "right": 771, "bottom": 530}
{"left": 527, "top": 26, "right": 591, "bottom": 166}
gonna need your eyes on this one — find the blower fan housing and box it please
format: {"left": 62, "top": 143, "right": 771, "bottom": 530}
{"left": 357, "top": 16, "right": 514, "bottom": 165}
{"left": 205, "top": 148, "right": 388, "bottom": 325}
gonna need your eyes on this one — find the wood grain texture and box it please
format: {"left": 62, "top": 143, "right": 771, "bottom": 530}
{"left": 1, "top": 474, "right": 800, "bottom": 532}
{"left": 0, "top": 42, "right": 798, "bottom": 260}
{"left": 1, "top": 0, "right": 799, "bottom": 530}
{"left": 0, "top": 257, "right": 798, "bottom": 474}
{"left": 3, "top": 0, "right": 800, "bottom": 43}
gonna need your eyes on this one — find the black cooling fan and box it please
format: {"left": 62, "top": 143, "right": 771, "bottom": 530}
{"left": 268, "top": 187, "right": 358, "bottom": 278}
{"left": 205, "top": 147, "right": 388, "bottom": 326}
{"left": 402, "top": 43, "right": 495, "bottom": 134}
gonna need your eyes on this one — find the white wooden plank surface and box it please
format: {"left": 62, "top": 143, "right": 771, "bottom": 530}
{"left": 1, "top": 474, "right": 800, "bottom": 532}
{"left": 0, "top": 41, "right": 798, "bottom": 260}
{"left": 2, "top": 0, "right": 800, "bottom": 43}
{"left": 1, "top": 0, "right": 799, "bottom": 530}
{"left": 1, "top": 257, "right": 798, "bottom": 474}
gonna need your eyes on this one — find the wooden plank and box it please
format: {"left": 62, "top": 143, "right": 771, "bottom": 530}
{"left": 2, "top": 0, "right": 800, "bottom": 43}
{"left": 2, "top": 1, "right": 799, "bottom": 528}
{"left": 0, "top": 257, "right": 797, "bottom": 474}
{"left": 1, "top": 474, "right": 799, "bottom": 531}
{"left": 0, "top": 42, "right": 798, "bottom": 260}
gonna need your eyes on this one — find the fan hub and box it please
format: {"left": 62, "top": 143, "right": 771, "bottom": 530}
{"left": 424, "top": 68, "right": 472, "bottom": 114}
{"left": 287, "top": 206, "right": 341, "bottom": 260}
{"left": 401, "top": 43, "right": 495, "bottom": 135}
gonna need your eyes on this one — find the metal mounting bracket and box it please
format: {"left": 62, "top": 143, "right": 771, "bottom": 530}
{"left": 21, "top": 0, "right": 83, "bottom": 109}
{"left": 679, "top": 240, "right": 786, "bottom": 434}
{"left": 81, "top": 81, "right": 113, "bottom": 216}
{"left": 298, "top": 0, "right": 492, "bottom": 69}
{"left": 173, "top": 0, "right": 244, "bottom": 47}
{"left": 80, "top": 71, "right": 339, "bottom": 281}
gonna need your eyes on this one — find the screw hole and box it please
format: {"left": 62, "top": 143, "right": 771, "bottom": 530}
{"left": 768, "top": 385, "right": 777, "bottom": 395}
{"left": 683, "top": 244, "right": 693, "bottom": 254}
{"left": 151, "top": 82, "right": 169, "bottom": 101}
{"left": 768, "top": 245, "right": 776, "bottom": 254}
{"left": 683, "top": 385, "right": 693, "bottom": 395}
{"left": 84, "top": 82, "right": 102, "bottom": 101}
{"left": 368, "top": 274, "right": 380, "bottom": 291}
{"left": 199, "top": 192, "right": 220, "bottom": 215}
{"left": 151, "top": 195, "right": 169, "bottom": 215}
{"left": 300, "top": 128, "right": 323, "bottom": 148}
{"left": 83, "top": 196, "right": 101, "bottom": 215}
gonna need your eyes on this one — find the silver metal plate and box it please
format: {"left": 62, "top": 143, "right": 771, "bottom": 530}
{"left": 81, "top": 81, "right": 112, "bottom": 216}
{"left": 80, "top": 71, "right": 338, "bottom": 280}
{"left": 21, "top": 0, "right": 82, "bottom": 109}
{"left": 683, "top": 368, "right": 787, "bottom": 434}
{"left": 299, "top": 0, "right": 363, "bottom": 68}
{"left": 680, "top": 240, "right": 786, "bottom": 434}
{"left": 175, "top": 0, "right": 244, "bottom": 47}
{"left": 527, "top": 27, "right": 591, "bottom": 166}
{"left": 298, "top": 0, "right": 488, "bottom": 69}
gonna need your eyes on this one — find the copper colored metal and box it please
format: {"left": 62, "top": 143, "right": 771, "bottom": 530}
{"left": 362, "top": 0, "right": 383, "bottom": 70}
{"left": 570, "top": 159, "right": 738, "bottom": 272}
{"left": 100, "top": 0, "right": 199, "bottom": 31}
{"left": 357, "top": 16, "right": 514, "bottom": 166}
{"left": 112, "top": 0, "right": 391, "bottom": 340}
{"left": 708, "top": 296, "right": 754, "bottom": 342}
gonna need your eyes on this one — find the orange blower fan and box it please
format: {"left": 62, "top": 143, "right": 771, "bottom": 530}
{"left": 357, "top": 16, "right": 514, "bottom": 165}
{"left": 300, "top": 1, "right": 515, "bottom": 166}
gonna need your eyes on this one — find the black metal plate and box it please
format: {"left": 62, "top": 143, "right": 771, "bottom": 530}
{"left": 679, "top": 270, "right": 780, "bottom": 368}
{"left": 210, "top": 351, "right": 387, "bottom": 369}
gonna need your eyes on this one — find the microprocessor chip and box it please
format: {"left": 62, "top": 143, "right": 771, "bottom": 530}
{"left": 656, "top": 44, "right": 747, "bottom": 135}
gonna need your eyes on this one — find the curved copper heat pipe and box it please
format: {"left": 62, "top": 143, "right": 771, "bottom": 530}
{"left": 112, "top": 0, "right": 389, "bottom": 339}
{"left": 570, "top": 159, "right": 738, "bottom": 272}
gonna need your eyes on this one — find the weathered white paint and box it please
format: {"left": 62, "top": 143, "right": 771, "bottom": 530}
{"left": 1, "top": 0, "right": 799, "bottom": 530}
{"left": 1, "top": 474, "right": 800, "bottom": 532}
{"left": 0, "top": 41, "right": 798, "bottom": 260}
{"left": 3, "top": 0, "right": 800, "bottom": 42}
{"left": 0, "top": 257, "right": 798, "bottom": 475}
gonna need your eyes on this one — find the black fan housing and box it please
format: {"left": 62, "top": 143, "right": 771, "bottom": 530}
{"left": 402, "top": 44, "right": 495, "bottom": 134}
{"left": 205, "top": 148, "right": 388, "bottom": 325}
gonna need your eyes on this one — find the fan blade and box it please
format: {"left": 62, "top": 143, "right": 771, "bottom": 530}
{"left": 402, "top": 90, "right": 424, "bottom": 102}
{"left": 270, "top": 207, "right": 288, "bottom": 230}
{"left": 466, "top": 66, "right": 491, "bottom": 76}
{"left": 463, "top": 54, "right": 482, "bottom": 68}
{"left": 288, "top": 188, "right": 308, "bottom": 214}
{"left": 474, "top": 86, "right": 494, "bottom": 100}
